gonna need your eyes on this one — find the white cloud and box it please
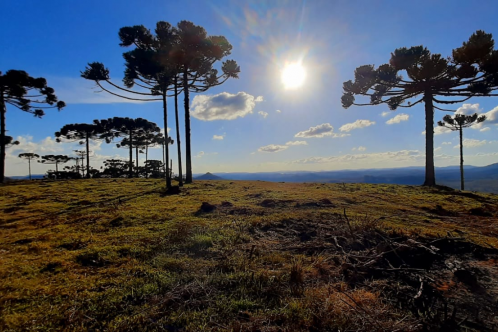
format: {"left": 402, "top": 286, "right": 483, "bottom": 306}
{"left": 293, "top": 150, "right": 423, "bottom": 164}
{"left": 285, "top": 141, "right": 307, "bottom": 146}
{"left": 213, "top": 135, "right": 224, "bottom": 140}
{"left": 11, "top": 135, "right": 64, "bottom": 154}
{"left": 258, "top": 144, "right": 289, "bottom": 153}
{"left": 386, "top": 113, "right": 409, "bottom": 125}
{"left": 194, "top": 151, "right": 205, "bottom": 158}
{"left": 434, "top": 147, "right": 442, "bottom": 152}
{"left": 258, "top": 111, "right": 268, "bottom": 119}
{"left": 339, "top": 119, "right": 376, "bottom": 132}
{"left": 455, "top": 103, "right": 498, "bottom": 130}
{"left": 191, "top": 92, "right": 262, "bottom": 121}
{"left": 381, "top": 111, "right": 391, "bottom": 117}
{"left": 422, "top": 126, "right": 453, "bottom": 135}
{"left": 295, "top": 123, "right": 350, "bottom": 138}
{"left": 454, "top": 139, "right": 488, "bottom": 149}
{"left": 480, "top": 127, "right": 490, "bottom": 132}
{"left": 276, "top": 110, "right": 282, "bottom": 113}
{"left": 357, "top": 146, "right": 366, "bottom": 151}
{"left": 441, "top": 142, "right": 452, "bottom": 145}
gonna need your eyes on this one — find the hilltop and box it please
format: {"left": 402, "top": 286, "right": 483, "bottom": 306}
{"left": 1, "top": 179, "right": 498, "bottom": 331}
{"left": 195, "top": 172, "right": 224, "bottom": 180}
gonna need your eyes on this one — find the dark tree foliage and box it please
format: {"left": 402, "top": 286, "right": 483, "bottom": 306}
{"left": 0, "top": 70, "right": 65, "bottom": 183}
{"left": 102, "top": 159, "right": 128, "bottom": 178}
{"left": 173, "top": 20, "right": 240, "bottom": 184}
{"left": 438, "top": 113, "right": 486, "bottom": 190}
{"left": 18, "top": 152, "right": 39, "bottom": 180}
{"left": 144, "top": 159, "right": 164, "bottom": 178}
{"left": 39, "top": 155, "right": 72, "bottom": 173}
{"left": 342, "top": 31, "right": 498, "bottom": 186}
{"left": 101, "top": 117, "right": 160, "bottom": 178}
{"left": 55, "top": 121, "right": 107, "bottom": 178}
{"left": 4, "top": 135, "right": 19, "bottom": 148}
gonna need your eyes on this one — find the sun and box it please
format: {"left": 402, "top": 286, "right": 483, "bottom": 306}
{"left": 281, "top": 62, "right": 306, "bottom": 89}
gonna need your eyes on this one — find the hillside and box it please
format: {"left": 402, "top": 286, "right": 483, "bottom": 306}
{"left": 195, "top": 172, "right": 224, "bottom": 180}
{"left": 1, "top": 179, "right": 498, "bottom": 331}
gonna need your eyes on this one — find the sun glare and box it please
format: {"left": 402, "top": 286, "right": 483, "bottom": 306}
{"left": 281, "top": 62, "right": 306, "bottom": 89}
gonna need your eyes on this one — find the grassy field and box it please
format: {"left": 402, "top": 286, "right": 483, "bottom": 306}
{"left": 1, "top": 179, "right": 498, "bottom": 331}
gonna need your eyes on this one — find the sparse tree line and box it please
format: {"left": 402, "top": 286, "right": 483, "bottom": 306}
{"left": 1, "top": 20, "right": 239, "bottom": 187}
{"left": 2, "top": 27, "right": 498, "bottom": 190}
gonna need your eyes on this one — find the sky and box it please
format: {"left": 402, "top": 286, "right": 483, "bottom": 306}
{"left": 1, "top": 0, "right": 498, "bottom": 176}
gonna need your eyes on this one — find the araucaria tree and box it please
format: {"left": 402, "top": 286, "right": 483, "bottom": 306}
{"left": 39, "top": 155, "right": 72, "bottom": 173}
{"left": 341, "top": 30, "right": 498, "bottom": 186}
{"left": 4, "top": 135, "right": 19, "bottom": 148}
{"left": 18, "top": 153, "right": 39, "bottom": 180}
{"left": 102, "top": 117, "right": 160, "bottom": 178}
{"left": 55, "top": 121, "right": 106, "bottom": 178}
{"left": 438, "top": 113, "right": 486, "bottom": 190}
{"left": 173, "top": 20, "right": 240, "bottom": 184}
{"left": 0, "top": 70, "right": 65, "bottom": 183}
{"left": 82, "top": 22, "right": 178, "bottom": 187}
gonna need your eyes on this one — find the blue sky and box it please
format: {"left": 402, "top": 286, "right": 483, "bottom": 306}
{"left": 2, "top": 0, "right": 498, "bottom": 176}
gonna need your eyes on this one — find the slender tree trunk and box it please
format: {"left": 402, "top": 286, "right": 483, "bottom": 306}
{"left": 162, "top": 91, "right": 171, "bottom": 188}
{"left": 28, "top": 158, "right": 31, "bottom": 180}
{"left": 135, "top": 146, "right": 139, "bottom": 177}
{"left": 423, "top": 93, "right": 436, "bottom": 186}
{"left": 56, "top": 162, "right": 58, "bottom": 173}
{"left": 129, "top": 130, "right": 133, "bottom": 178}
{"left": 145, "top": 145, "right": 148, "bottom": 178}
{"left": 183, "top": 70, "right": 192, "bottom": 184}
{"left": 85, "top": 134, "right": 90, "bottom": 179}
{"left": 0, "top": 93, "right": 6, "bottom": 183}
{"left": 162, "top": 140, "right": 165, "bottom": 177}
{"left": 174, "top": 76, "right": 183, "bottom": 186}
{"left": 459, "top": 126, "right": 464, "bottom": 190}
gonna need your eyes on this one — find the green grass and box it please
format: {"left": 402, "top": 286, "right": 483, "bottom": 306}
{"left": 1, "top": 179, "right": 497, "bottom": 331}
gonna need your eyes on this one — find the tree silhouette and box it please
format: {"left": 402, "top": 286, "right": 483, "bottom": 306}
{"left": 82, "top": 22, "right": 180, "bottom": 187}
{"left": 438, "top": 113, "right": 486, "bottom": 190}
{"left": 55, "top": 122, "right": 106, "bottom": 178}
{"left": 173, "top": 20, "right": 240, "bottom": 183}
{"left": 341, "top": 30, "right": 498, "bottom": 186}
{"left": 39, "top": 155, "right": 72, "bottom": 173}
{"left": 102, "top": 117, "right": 160, "bottom": 178}
{"left": 4, "top": 135, "right": 19, "bottom": 148}
{"left": 144, "top": 159, "right": 164, "bottom": 178}
{"left": 0, "top": 70, "right": 65, "bottom": 183}
{"left": 18, "top": 153, "right": 39, "bottom": 180}
{"left": 102, "top": 159, "right": 127, "bottom": 178}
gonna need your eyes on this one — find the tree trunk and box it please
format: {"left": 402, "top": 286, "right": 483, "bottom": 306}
{"left": 423, "top": 93, "right": 436, "bottom": 186}
{"left": 162, "top": 140, "right": 165, "bottom": 177}
{"left": 0, "top": 93, "right": 6, "bottom": 183}
{"left": 28, "top": 158, "right": 31, "bottom": 180}
{"left": 136, "top": 146, "right": 140, "bottom": 177}
{"left": 129, "top": 130, "right": 133, "bottom": 178}
{"left": 85, "top": 134, "right": 90, "bottom": 179}
{"left": 162, "top": 91, "right": 171, "bottom": 188}
{"left": 459, "top": 126, "right": 464, "bottom": 190}
{"left": 145, "top": 145, "right": 148, "bottom": 178}
{"left": 174, "top": 76, "right": 183, "bottom": 186}
{"left": 56, "top": 162, "right": 58, "bottom": 173}
{"left": 183, "top": 70, "right": 192, "bottom": 184}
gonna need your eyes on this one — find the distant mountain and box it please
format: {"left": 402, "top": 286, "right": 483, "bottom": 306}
{"left": 207, "top": 163, "right": 498, "bottom": 193}
{"left": 195, "top": 172, "right": 224, "bottom": 180}
{"left": 7, "top": 174, "right": 45, "bottom": 180}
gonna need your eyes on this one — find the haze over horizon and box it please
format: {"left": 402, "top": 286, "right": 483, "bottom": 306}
{"left": 2, "top": 0, "right": 498, "bottom": 177}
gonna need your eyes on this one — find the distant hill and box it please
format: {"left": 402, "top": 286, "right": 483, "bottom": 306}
{"left": 6, "top": 174, "right": 45, "bottom": 180}
{"left": 195, "top": 172, "right": 224, "bottom": 180}
{"left": 209, "top": 163, "right": 498, "bottom": 193}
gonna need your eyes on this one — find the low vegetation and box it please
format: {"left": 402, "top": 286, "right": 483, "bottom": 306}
{"left": 1, "top": 179, "right": 498, "bottom": 331}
